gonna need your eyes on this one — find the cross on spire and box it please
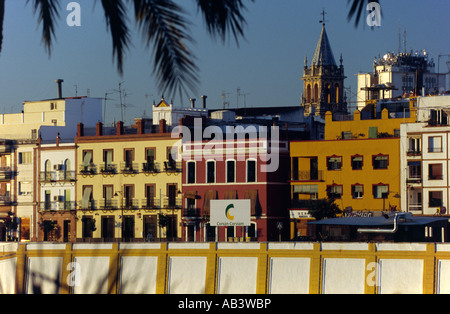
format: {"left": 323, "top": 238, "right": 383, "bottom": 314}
{"left": 319, "top": 8, "right": 328, "bottom": 26}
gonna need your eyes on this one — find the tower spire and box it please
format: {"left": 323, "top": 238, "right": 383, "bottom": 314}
{"left": 319, "top": 8, "right": 328, "bottom": 26}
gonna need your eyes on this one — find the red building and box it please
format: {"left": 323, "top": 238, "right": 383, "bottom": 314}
{"left": 180, "top": 134, "right": 290, "bottom": 242}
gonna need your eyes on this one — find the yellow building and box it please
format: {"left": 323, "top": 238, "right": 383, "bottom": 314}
{"left": 289, "top": 105, "right": 417, "bottom": 239}
{"left": 75, "top": 119, "right": 182, "bottom": 242}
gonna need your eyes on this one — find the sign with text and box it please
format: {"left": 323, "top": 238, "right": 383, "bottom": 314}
{"left": 210, "top": 200, "right": 251, "bottom": 227}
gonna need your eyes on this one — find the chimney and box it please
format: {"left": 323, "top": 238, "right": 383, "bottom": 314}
{"left": 96, "top": 122, "right": 103, "bottom": 136}
{"left": 159, "top": 119, "right": 167, "bottom": 133}
{"left": 55, "top": 79, "right": 64, "bottom": 99}
{"left": 117, "top": 121, "right": 124, "bottom": 135}
{"left": 201, "top": 95, "right": 207, "bottom": 109}
{"left": 136, "top": 119, "right": 145, "bottom": 135}
{"left": 77, "top": 123, "right": 84, "bottom": 137}
{"left": 190, "top": 98, "right": 196, "bottom": 108}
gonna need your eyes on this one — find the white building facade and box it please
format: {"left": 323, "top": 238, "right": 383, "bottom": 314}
{"left": 401, "top": 95, "right": 450, "bottom": 216}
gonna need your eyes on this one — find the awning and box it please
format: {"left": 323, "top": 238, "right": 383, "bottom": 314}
{"left": 244, "top": 190, "right": 259, "bottom": 216}
{"left": 309, "top": 215, "right": 449, "bottom": 227}
{"left": 203, "top": 190, "right": 217, "bottom": 216}
{"left": 224, "top": 190, "right": 237, "bottom": 200}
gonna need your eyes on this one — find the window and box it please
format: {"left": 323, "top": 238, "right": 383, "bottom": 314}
{"left": 226, "top": 160, "right": 236, "bottom": 183}
{"left": 429, "top": 191, "right": 443, "bottom": 207}
{"left": 428, "top": 136, "right": 442, "bottom": 153}
{"left": 352, "top": 185, "right": 364, "bottom": 199}
{"left": 408, "top": 137, "right": 421, "bottom": 155}
{"left": 327, "top": 156, "right": 342, "bottom": 170}
{"left": 327, "top": 185, "right": 342, "bottom": 199}
{"left": 373, "top": 184, "right": 389, "bottom": 199}
{"left": 408, "top": 161, "right": 421, "bottom": 180}
{"left": 293, "top": 185, "right": 318, "bottom": 200}
{"left": 351, "top": 155, "right": 363, "bottom": 170}
{"left": 144, "top": 148, "right": 156, "bottom": 172}
{"left": 429, "top": 164, "right": 443, "bottom": 180}
{"left": 187, "top": 161, "right": 196, "bottom": 184}
{"left": 145, "top": 184, "right": 156, "bottom": 208}
{"left": 103, "top": 185, "right": 114, "bottom": 208}
{"left": 247, "top": 160, "right": 256, "bottom": 183}
{"left": 18, "top": 152, "right": 32, "bottom": 165}
{"left": 373, "top": 155, "right": 389, "bottom": 169}
{"left": 206, "top": 161, "right": 215, "bottom": 183}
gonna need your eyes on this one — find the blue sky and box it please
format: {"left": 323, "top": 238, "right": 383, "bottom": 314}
{"left": 0, "top": 0, "right": 449, "bottom": 125}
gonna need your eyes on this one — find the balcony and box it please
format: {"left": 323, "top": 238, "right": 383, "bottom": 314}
{"left": 120, "top": 162, "right": 139, "bottom": 174}
{"left": 0, "top": 195, "right": 12, "bottom": 206}
{"left": 408, "top": 203, "right": 423, "bottom": 212}
{"left": 79, "top": 165, "right": 96, "bottom": 175}
{"left": 291, "top": 171, "right": 323, "bottom": 181}
{"left": 57, "top": 171, "right": 76, "bottom": 181}
{"left": 40, "top": 201, "right": 76, "bottom": 212}
{"left": 163, "top": 197, "right": 182, "bottom": 209}
{"left": 142, "top": 162, "right": 160, "bottom": 174}
{"left": 0, "top": 167, "right": 13, "bottom": 181}
{"left": 99, "top": 163, "right": 117, "bottom": 175}
{"left": 78, "top": 200, "right": 97, "bottom": 211}
{"left": 183, "top": 207, "right": 201, "bottom": 218}
{"left": 40, "top": 171, "right": 57, "bottom": 182}
{"left": 163, "top": 160, "right": 182, "bottom": 173}
{"left": 99, "top": 199, "right": 119, "bottom": 210}
{"left": 141, "top": 198, "right": 161, "bottom": 210}
{"left": 406, "top": 175, "right": 422, "bottom": 184}
{"left": 407, "top": 150, "right": 421, "bottom": 157}
{"left": 122, "top": 199, "right": 139, "bottom": 210}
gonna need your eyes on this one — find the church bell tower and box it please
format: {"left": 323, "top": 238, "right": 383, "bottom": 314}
{"left": 301, "top": 10, "right": 347, "bottom": 116}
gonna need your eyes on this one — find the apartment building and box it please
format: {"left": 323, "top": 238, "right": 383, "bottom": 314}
{"left": 181, "top": 133, "right": 290, "bottom": 242}
{"left": 401, "top": 95, "right": 450, "bottom": 217}
{"left": 35, "top": 136, "right": 77, "bottom": 242}
{"left": 290, "top": 106, "right": 417, "bottom": 239}
{"left": 75, "top": 120, "right": 182, "bottom": 242}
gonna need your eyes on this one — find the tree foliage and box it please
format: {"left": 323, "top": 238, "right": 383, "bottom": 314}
{"left": 307, "top": 198, "right": 342, "bottom": 221}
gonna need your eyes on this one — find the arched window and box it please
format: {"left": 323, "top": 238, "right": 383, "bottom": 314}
{"left": 44, "top": 160, "right": 52, "bottom": 181}
{"left": 306, "top": 84, "right": 312, "bottom": 103}
{"left": 64, "top": 159, "right": 71, "bottom": 180}
{"left": 335, "top": 84, "right": 340, "bottom": 103}
{"left": 314, "top": 84, "right": 319, "bottom": 102}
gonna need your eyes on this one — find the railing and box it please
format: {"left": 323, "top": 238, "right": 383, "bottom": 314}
{"left": 120, "top": 162, "right": 139, "bottom": 174}
{"left": 0, "top": 167, "right": 12, "bottom": 181}
{"left": 40, "top": 201, "right": 76, "bottom": 212}
{"left": 99, "top": 164, "right": 117, "bottom": 174}
{"left": 121, "top": 199, "right": 139, "bottom": 210}
{"left": 142, "top": 162, "right": 161, "bottom": 173}
{"left": 0, "top": 195, "right": 12, "bottom": 206}
{"left": 141, "top": 198, "right": 161, "bottom": 209}
{"left": 99, "top": 200, "right": 119, "bottom": 210}
{"left": 41, "top": 171, "right": 76, "bottom": 182}
{"left": 408, "top": 203, "right": 422, "bottom": 211}
{"left": 40, "top": 172, "right": 57, "bottom": 182}
{"left": 183, "top": 207, "right": 201, "bottom": 218}
{"left": 57, "top": 171, "right": 76, "bottom": 181}
{"left": 163, "top": 161, "right": 182, "bottom": 173}
{"left": 163, "top": 197, "right": 182, "bottom": 209}
{"left": 79, "top": 165, "right": 96, "bottom": 175}
{"left": 291, "top": 171, "right": 323, "bottom": 181}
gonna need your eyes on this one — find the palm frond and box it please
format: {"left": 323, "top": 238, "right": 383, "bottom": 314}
{"left": 347, "top": 0, "right": 380, "bottom": 27}
{"left": 0, "top": 0, "right": 5, "bottom": 54}
{"left": 132, "top": 0, "right": 198, "bottom": 99}
{"left": 101, "top": 0, "right": 131, "bottom": 75}
{"left": 195, "top": 0, "right": 253, "bottom": 46}
{"left": 27, "top": 0, "right": 60, "bottom": 55}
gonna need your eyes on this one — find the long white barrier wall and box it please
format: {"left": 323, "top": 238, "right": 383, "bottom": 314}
{"left": 1, "top": 242, "right": 450, "bottom": 294}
